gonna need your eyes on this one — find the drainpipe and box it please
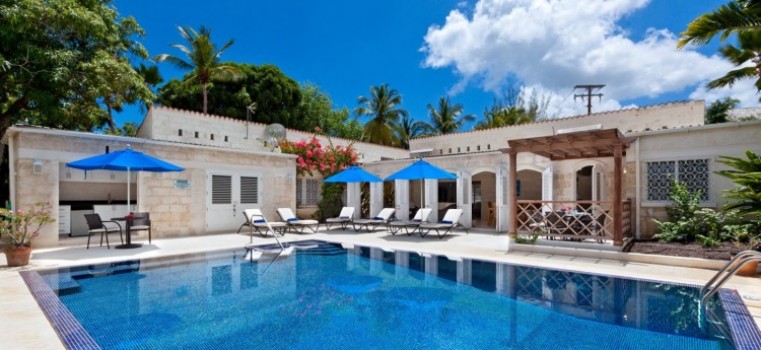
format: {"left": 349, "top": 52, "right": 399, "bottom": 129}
{"left": 634, "top": 138, "right": 641, "bottom": 240}
{"left": 8, "top": 132, "right": 15, "bottom": 209}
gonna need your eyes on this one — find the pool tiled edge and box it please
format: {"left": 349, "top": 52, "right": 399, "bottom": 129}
{"left": 20, "top": 271, "right": 101, "bottom": 350}
{"left": 720, "top": 289, "right": 761, "bottom": 350}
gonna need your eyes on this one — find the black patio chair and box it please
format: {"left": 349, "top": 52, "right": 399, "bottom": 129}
{"left": 130, "top": 212, "right": 152, "bottom": 244}
{"left": 84, "top": 213, "right": 123, "bottom": 249}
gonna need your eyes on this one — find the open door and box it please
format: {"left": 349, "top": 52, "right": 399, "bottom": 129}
{"left": 592, "top": 164, "right": 605, "bottom": 216}
{"left": 395, "top": 180, "right": 409, "bottom": 221}
{"left": 542, "top": 166, "right": 554, "bottom": 213}
{"left": 456, "top": 171, "right": 472, "bottom": 228}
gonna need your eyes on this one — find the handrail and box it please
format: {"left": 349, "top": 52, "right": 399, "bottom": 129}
{"left": 700, "top": 250, "right": 761, "bottom": 305}
{"left": 242, "top": 217, "right": 294, "bottom": 275}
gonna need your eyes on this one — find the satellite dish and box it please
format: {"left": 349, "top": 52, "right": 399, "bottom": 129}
{"left": 265, "top": 123, "right": 287, "bottom": 141}
{"left": 259, "top": 123, "right": 286, "bottom": 152}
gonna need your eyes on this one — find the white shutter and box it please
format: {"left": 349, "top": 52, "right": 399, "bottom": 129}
{"left": 395, "top": 180, "right": 410, "bottom": 221}
{"left": 592, "top": 165, "right": 604, "bottom": 202}
{"left": 542, "top": 166, "right": 553, "bottom": 213}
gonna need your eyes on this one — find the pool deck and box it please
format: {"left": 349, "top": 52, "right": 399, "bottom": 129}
{"left": 3, "top": 228, "right": 761, "bottom": 349}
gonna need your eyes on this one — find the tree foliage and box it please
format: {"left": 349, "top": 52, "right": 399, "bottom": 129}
{"left": 393, "top": 115, "right": 431, "bottom": 149}
{"left": 157, "top": 63, "right": 311, "bottom": 128}
{"left": 0, "top": 0, "right": 154, "bottom": 138}
{"left": 156, "top": 26, "right": 241, "bottom": 114}
{"left": 705, "top": 97, "right": 740, "bottom": 124}
{"left": 679, "top": 1, "right": 761, "bottom": 93}
{"left": 299, "top": 84, "right": 362, "bottom": 140}
{"left": 354, "top": 84, "right": 408, "bottom": 146}
{"left": 424, "top": 97, "right": 475, "bottom": 135}
{"left": 474, "top": 87, "right": 548, "bottom": 130}
{"left": 718, "top": 150, "right": 761, "bottom": 219}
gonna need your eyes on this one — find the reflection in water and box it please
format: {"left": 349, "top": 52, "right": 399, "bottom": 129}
{"left": 41, "top": 243, "right": 732, "bottom": 349}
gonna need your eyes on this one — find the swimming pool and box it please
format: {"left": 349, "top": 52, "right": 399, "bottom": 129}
{"left": 23, "top": 241, "right": 759, "bottom": 349}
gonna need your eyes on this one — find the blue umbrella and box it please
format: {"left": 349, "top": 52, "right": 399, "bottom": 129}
{"left": 385, "top": 159, "right": 456, "bottom": 181}
{"left": 324, "top": 166, "right": 382, "bottom": 183}
{"left": 67, "top": 145, "right": 184, "bottom": 210}
{"left": 385, "top": 159, "right": 456, "bottom": 211}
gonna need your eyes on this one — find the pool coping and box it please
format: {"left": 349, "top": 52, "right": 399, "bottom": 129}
{"left": 19, "top": 239, "right": 761, "bottom": 350}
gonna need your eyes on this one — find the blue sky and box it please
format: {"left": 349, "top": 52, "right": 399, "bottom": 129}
{"left": 114, "top": 0, "right": 746, "bottom": 129}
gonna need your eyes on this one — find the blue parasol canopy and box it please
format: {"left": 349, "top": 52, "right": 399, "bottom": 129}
{"left": 385, "top": 159, "right": 456, "bottom": 181}
{"left": 66, "top": 146, "right": 184, "bottom": 216}
{"left": 67, "top": 147, "right": 184, "bottom": 172}
{"left": 324, "top": 165, "right": 382, "bottom": 183}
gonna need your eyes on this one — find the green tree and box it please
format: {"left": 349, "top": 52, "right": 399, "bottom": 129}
{"left": 0, "top": 0, "right": 154, "bottom": 139}
{"left": 425, "top": 97, "right": 474, "bottom": 135}
{"left": 135, "top": 63, "right": 164, "bottom": 113}
{"left": 474, "top": 87, "right": 548, "bottom": 130}
{"left": 156, "top": 26, "right": 241, "bottom": 114}
{"left": 678, "top": 1, "right": 761, "bottom": 92}
{"left": 718, "top": 150, "right": 761, "bottom": 219}
{"left": 299, "top": 83, "right": 363, "bottom": 139}
{"left": 705, "top": 97, "right": 740, "bottom": 124}
{"left": 393, "top": 115, "right": 431, "bottom": 149}
{"left": 354, "top": 84, "right": 408, "bottom": 146}
{"left": 157, "top": 63, "right": 305, "bottom": 128}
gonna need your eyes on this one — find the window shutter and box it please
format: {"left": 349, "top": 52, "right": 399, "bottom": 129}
{"left": 240, "top": 176, "right": 259, "bottom": 204}
{"left": 211, "top": 175, "right": 232, "bottom": 204}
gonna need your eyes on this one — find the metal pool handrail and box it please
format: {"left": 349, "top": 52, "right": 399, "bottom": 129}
{"left": 700, "top": 250, "right": 761, "bottom": 306}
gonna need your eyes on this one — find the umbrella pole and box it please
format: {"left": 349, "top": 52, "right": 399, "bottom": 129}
{"left": 127, "top": 167, "right": 131, "bottom": 213}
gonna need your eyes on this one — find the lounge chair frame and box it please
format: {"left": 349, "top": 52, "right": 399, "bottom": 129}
{"left": 419, "top": 209, "right": 468, "bottom": 239}
{"left": 277, "top": 208, "right": 320, "bottom": 234}
{"left": 238, "top": 209, "right": 287, "bottom": 241}
{"left": 324, "top": 207, "right": 355, "bottom": 230}
{"left": 388, "top": 208, "right": 433, "bottom": 236}
{"left": 352, "top": 208, "right": 395, "bottom": 232}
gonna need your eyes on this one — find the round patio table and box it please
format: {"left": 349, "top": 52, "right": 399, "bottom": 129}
{"left": 111, "top": 216, "right": 141, "bottom": 249}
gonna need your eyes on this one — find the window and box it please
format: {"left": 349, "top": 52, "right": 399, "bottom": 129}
{"left": 211, "top": 175, "right": 232, "bottom": 204}
{"left": 487, "top": 144, "right": 491, "bottom": 150}
{"left": 457, "top": 147, "right": 461, "bottom": 153}
{"left": 448, "top": 148, "right": 452, "bottom": 154}
{"left": 466, "top": 146, "right": 470, "bottom": 152}
{"left": 224, "top": 136, "right": 229, "bottom": 142}
{"left": 210, "top": 134, "right": 215, "bottom": 141}
{"left": 195, "top": 131, "right": 199, "bottom": 138}
{"left": 477, "top": 145, "right": 481, "bottom": 151}
{"left": 178, "top": 129, "right": 183, "bottom": 137}
{"left": 646, "top": 159, "right": 710, "bottom": 201}
{"left": 296, "top": 178, "right": 322, "bottom": 206}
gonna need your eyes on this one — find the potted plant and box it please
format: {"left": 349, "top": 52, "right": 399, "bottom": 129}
{"left": 1, "top": 201, "right": 55, "bottom": 267}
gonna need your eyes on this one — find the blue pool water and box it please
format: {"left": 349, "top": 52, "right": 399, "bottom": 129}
{"left": 35, "top": 241, "right": 738, "bottom": 349}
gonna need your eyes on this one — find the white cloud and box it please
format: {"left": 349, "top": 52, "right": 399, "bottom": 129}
{"left": 422, "top": 0, "right": 761, "bottom": 115}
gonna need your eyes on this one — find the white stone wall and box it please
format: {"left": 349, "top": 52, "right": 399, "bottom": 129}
{"left": 409, "top": 100, "right": 705, "bottom": 156}
{"left": 635, "top": 120, "right": 761, "bottom": 238}
{"left": 7, "top": 127, "right": 297, "bottom": 247}
{"left": 138, "top": 107, "right": 410, "bottom": 162}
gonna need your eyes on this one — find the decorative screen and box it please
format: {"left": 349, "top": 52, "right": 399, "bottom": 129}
{"left": 646, "top": 159, "right": 709, "bottom": 201}
{"left": 211, "top": 175, "right": 232, "bottom": 204}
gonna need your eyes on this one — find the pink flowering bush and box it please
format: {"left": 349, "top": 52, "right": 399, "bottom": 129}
{"left": 280, "top": 128, "right": 359, "bottom": 177}
{"left": 0, "top": 201, "right": 55, "bottom": 249}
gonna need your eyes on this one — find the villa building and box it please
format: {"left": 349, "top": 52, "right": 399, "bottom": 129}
{"left": 4, "top": 101, "right": 760, "bottom": 248}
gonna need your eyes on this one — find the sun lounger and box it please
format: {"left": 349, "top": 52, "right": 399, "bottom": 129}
{"left": 237, "top": 209, "right": 287, "bottom": 242}
{"left": 325, "top": 207, "right": 355, "bottom": 230}
{"left": 276, "top": 208, "right": 320, "bottom": 234}
{"left": 352, "top": 208, "right": 395, "bottom": 232}
{"left": 388, "top": 208, "right": 432, "bottom": 236}
{"left": 419, "top": 209, "right": 465, "bottom": 239}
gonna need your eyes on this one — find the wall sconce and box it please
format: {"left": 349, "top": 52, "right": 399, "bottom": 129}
{"left": 32, "top": 159, "right": 43, "bottom": 174}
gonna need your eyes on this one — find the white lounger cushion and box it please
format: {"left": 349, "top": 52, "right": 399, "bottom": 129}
{"left": 420, "top": 209, "right": 463, "bottom": 228}
{"left": 277, "top": 208, "right": 319, "bottom": 225}
{"left": 354, "top": 208, "right": 395, "bottom": 224}
{"left": 326, "top": 207, "right": 355, "bottom": 222}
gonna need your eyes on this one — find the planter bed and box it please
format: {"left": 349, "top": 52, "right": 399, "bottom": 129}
{"left": 627, "top": 241, "right": 743, "bottom": 261}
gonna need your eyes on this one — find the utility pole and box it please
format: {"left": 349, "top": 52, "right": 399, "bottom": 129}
{"left": 574, "top": 84, "right": 605, "bottom": 115}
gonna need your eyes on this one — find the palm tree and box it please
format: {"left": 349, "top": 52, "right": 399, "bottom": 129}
{"left": 426, "top": 97, "right": 474, "bottom": 134}
{"left": 677, "top": 1, "right": 761, "bottom": 48}
{"left": 678, "top": 1, "right": 761, "bottom": 91}
{"left": 474, "top": 102, "right": 535, "bottom": 130}
{"left": 706, "top": 30, "right": 761, "bottom": 91}
{"left": 354, "top": 84, "right": 408, "bottom": 146}
{"left": 135, "top": 63, "right": 164, "bottom": 113}
{"left": 393, "top": 115, "right": 431, "bottom": 149}
{"left": 156, "top": 26, "right": 241, "bottom": 114}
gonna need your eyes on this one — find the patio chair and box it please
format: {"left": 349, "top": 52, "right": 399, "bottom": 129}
{"left": 388, "top": 207, "right": 432, "bottom": 236}
{"left": 324, "top": 207, "right": 355, "bottom": 230}
{"left": 276, "top": 208, "right": 320, "bottom": 234}
{"left": 84, "top": 213, "right": 123, "bottom": 249}
{"left": 545, "top": 211, "right": 570, "bottom": 240}
{"left": 418, "top": 209, "right": 464, "bottom": 239}
{"left": 352, "top": 208, "right": 395, "bottom": 232}
{"left": 238, "top": 209, "right": 287, "bottom": 242}
{"left": 130, "top": 212, "right": 152, "bottom": 244}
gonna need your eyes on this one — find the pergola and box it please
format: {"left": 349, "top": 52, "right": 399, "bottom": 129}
{"left": 503, "top": 129, "right": 635, "bottom": 246}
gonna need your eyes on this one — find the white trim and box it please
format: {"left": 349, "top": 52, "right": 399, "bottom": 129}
{"left": 556, "top": 124, "right": 602, "bottom": 134}
{"left": 8, "top": 134, "right": 15, "bottom": 209}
